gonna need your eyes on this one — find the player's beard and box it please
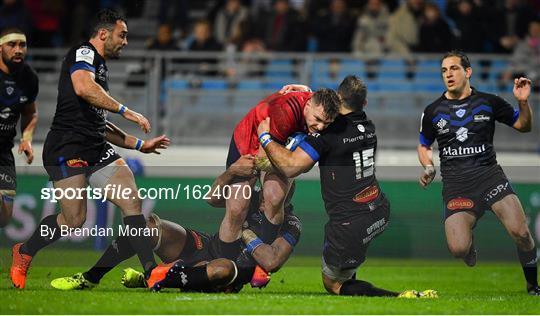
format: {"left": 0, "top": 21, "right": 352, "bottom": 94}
{"left": 2, "top": 53, "right": 24, "bottom": 74}
{"left": 104, "top": 40, "right": 121, "bottom": 60}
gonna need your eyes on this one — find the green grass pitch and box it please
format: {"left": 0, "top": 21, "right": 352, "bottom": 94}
{"left": 0, "top": 249, "right": 539, "bottom": 314}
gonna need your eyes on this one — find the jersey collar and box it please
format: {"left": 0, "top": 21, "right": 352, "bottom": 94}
{"left": 441, "top": 87, "right": 477, "bottom": 101}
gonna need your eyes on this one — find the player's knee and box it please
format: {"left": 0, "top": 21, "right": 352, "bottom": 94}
{"left": 509, "top": 226, "right": 532, "bottom": 244}
{"left": 227, "top": 204, "right": 248, "bottom": 223}
{"left": 448, "top": 243, "right": 469, "bottom": 258}
{"left": 63, "top": 212, "right": 86, "bottom": 228}
{"left": 208, "top": 259, "right": 235, "bottom": 283}
{"left": 118, "top": 192, "right": 142, "bottom": 215}
{"left": 262, "top": 186, "right": 285, "bottom": 212}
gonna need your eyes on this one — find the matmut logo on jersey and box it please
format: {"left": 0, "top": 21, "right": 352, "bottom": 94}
{"left": 447, "top": 198, "right": 474, "bottom": 210}
{"left": 353, "top": 185, "right": 379, "bottom": 203}
{"left": 442, "top": 144, "right": 486, "bottom": 157}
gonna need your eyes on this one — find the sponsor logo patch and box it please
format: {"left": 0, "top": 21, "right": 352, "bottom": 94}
{"left": 455, "top": 109, "right": 466, "bottom": 118}
{"left": 353, "top": 185, "right": 379, "bottom": 203}
{"left": 0, "top": 108, "right": 11, "bottom": 119}
{"left": 0, "top": 173, "right": 15, "bottom": 184}
{"left": 436, "top": 118, "right": 447, "bottom": 129}
{"left": 474, "top": 114, "right": 490, "bottom": 122}
{"left": 75, "top": 47, "right": 95, "bottom": 64}
{"left": 484, "top": 182, "right": 510, "bottom": 202}
{"left": 456, "top": 127, "right": 469, "bottom": 142}
{"left": 451, "top": 103, "right": 468, "bottom": 109}
{"left": 66, "top": 158, "right": 89, "bottom": 168}
{"left": 442, "top": 144, "right": 486, "bottom": 157}
{"left": 447, "top": 198, "right": 474, "bottom": 210}
{"left": 357, "top": 124, "right": 365, "bottom": 133}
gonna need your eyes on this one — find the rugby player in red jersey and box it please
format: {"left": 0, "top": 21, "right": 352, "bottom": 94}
{"left": 218, "top": 89, "right": 340, "bottom": 262}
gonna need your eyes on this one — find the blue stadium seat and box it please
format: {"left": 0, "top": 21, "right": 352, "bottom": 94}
{"left": 416, "top": 60, "right": 441, "bottom": 80}
{"left": 163, "top": 79, "right": 189, "bottom": 90}
{"left": 310, "top": 78, "right": 339, "bottom": 90}
{"left": 338, "top": 59, "right": 365, "bottom": 78}
{"left": 313, "top": 59, "right": 330, "bottom": 75}
{"left": 264, "top": 76, "right": 296, "bottom": 90}
{"left": 489, "top": 59, "right": 509, "bottom": 80}
{"left": 378, "top": 59, "right": 406, "bottom": 80}
{"left": 266, "top": 59, "right": 294, "bottom": 78}
{"left": 413, "top": 81, "right": 445, "bottom": 92}
{"left": 201, "top": 79, "right": 228, "bottom": 90}
{"left": 237, "top": 80, "right": 264, "bottom": 90}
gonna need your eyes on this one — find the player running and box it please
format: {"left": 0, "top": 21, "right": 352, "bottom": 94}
{"left": 10, "top": 9, "right": 169, "bottom": 289}
{"left": 0, "top": 28, "right": 38, "bottom": 227}
{"left": 218, "top": 88, "right": 340, "bottom": 263}
{"left": 256, "top": 76, "right": 436, "bottom": 298}
{"left": 418, "top": 50, "right": 538, "bottom": 295}
{"left": 50, "top": 154, "right": 301, "bottom": 293}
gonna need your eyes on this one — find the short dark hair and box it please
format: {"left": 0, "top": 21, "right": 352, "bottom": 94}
{"left": 311, "top": 88, "right": 341, "bottom": 121}
{"left": 338, "top": 75, "right": 367, "bottom": 112}
{"left": 90, "top": 8, "right": 126, "bottom": 37}
{"left": 0, "top": 27, "right": 25, "bottom": 38}
{"left": 441, "top": 50, "right": 471, "bottom": 70}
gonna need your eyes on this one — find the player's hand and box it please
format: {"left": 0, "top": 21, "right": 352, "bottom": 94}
{"left": 419, "top": 165, "right": 436, "bottom": 188}
{"left": 279, "top": 84, "right": 311, "bottom": 94}
{"left": 18, "top": 140, "right": 34, "bottom": 164}
{"left": 513, "top": 77, "right": 532, "bottom": 102}
{"left": 230, "top": 155, "right": 257, "bottom": 177}
{"left": 123, "top": 109, "right": 151, "bottom": 133}
{"left": 258, "top": 117, "right": 270, "bottom": 136}
{"left": 140, "top": 135, "right": 170, "bottom": 154}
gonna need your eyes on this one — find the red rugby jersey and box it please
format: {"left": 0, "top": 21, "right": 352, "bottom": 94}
{"left": 233, "top": 91, "right": 312, "bottom": 156}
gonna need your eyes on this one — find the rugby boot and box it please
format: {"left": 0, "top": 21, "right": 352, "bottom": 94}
{"left": 10, "top": 243, "right": 33, "bottom": 289}
{"left": 250, "top": 265, "right": 271, "bottom": 288}
{"left": 51, "top": 272, "right": 97, "bottom": 290}
{"left": 528, "top": 285, "right": 540, "bottom": 296}
{"left": 121, "top": 267, "right": 147, "bottom": 288}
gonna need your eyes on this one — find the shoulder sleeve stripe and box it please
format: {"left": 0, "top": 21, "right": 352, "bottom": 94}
{"left": 286, "top": 99, "right": 300, "bottom": 123}
{"left": 298, "top": 140, "right": 320, "bottom": 162}
{"left": 281, "top": 232, "right": 297, "bottom": 247}
{"left": 291, "top": 97, "right": 303, "bottom": 119}
{"left": 419, "top": 133, "right": 434, "bottom": 146}
{"left": 69, "top": 62, "right": 96, "bottom": 74}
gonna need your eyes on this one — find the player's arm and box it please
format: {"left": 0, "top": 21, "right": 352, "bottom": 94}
{"left": 418, "top": 111, "right": 436, "bottom": 188}
{"left": 511, "top": 77, "right": 532, "bottom": 132}
{"left": 417, "top": 144, "right": 435, "bottom": 188}
{"left": 71, "top": 69, "right": 150, "bottom": 133}
{"left": 279, "top": 84, "right": 312, "bottom": 94}
{"left": 18, "top": 102, "right": 37, "bottom": 164}
{"left": 206, "top": 155, "right": 256, "bottom": 208}
{"left": 258, "top": 118, "right": 315, "bottom": 178}
{"left": 105, "top": 121, "right": 170, "bottom": 154}
{"left": 242, "top": 230, "right": 294, "bottom": 273}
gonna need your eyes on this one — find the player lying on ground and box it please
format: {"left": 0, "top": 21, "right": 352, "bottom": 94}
{"left": 0, "top": 28, "right": 38, "bottom": 227}
{"left": 255, "top": 76, "right": 437, "bottom": 298}
{"left": 418, "top": 50, "right": 538, "bottom": 296}
{"left": 217, "top": 88, "right": 340, "bottom": 265}
{"left": 51, "top": 155, "right": 301, "bottom": 293}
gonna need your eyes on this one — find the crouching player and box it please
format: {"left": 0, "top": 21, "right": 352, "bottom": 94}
{"left": 50, "top": 155, "right": 302, "bottom": 293}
